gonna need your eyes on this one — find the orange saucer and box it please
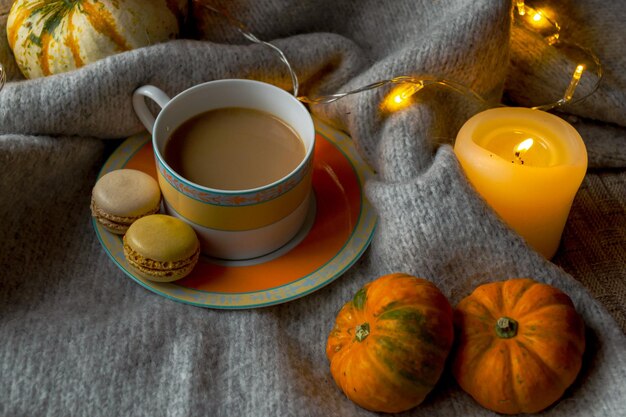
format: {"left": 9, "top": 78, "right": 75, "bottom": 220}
{"left": 94, "top": 119, "right": 377, "bottom": 308}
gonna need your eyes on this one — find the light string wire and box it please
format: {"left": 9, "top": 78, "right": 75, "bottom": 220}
{"left": 200, "top": 4, "right": 299, "bottom": 97}
{"left": 199, "top": 3, "right": 602, "bottom": 111}
{"left": 0, "top": 62, "right": 5, "bottom": 93}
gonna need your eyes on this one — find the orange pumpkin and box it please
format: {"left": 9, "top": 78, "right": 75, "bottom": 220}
{"left": 326, "top": 273, "right": 454, "bottom": 413}
{"left": 452, "top": 278, "right": 585, "bottom": 414}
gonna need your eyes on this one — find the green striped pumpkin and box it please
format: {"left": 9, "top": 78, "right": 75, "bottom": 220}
{"left": 326, "top": 273, "right": 454, "bottom": 413}
{"left": 7, "top": 0, "right": 186, "bottom": 78}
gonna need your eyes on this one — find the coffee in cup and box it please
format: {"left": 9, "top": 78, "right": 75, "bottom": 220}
{"left": 164, "top": 107, "right": 306, "bottom": 191}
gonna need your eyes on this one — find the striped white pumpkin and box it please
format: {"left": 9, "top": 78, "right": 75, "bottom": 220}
{"left": 7, "top": 0, "right": 186, "bottom": 78}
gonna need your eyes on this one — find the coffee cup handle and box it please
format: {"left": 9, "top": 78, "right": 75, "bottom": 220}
{"left": 132, "top": 85, "right": 171, "bottom": 134}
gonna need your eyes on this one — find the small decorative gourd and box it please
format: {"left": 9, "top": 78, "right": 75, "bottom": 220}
{"left": 453, "top": 278, "right": 586, "bottom": 414}
{"left": 7, "top": 0, "right": 186, "bottom": 78}
{"left": 326, "top": 273, "right": 454, "bottom": 413}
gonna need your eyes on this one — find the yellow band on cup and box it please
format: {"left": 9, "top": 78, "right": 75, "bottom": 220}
{"left": 158, "top": 171, "right": 313, "bottom": 231}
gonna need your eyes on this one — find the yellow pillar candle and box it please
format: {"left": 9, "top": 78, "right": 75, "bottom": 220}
{"left": 454, "top": 107, "right": 587, "bottom": 259}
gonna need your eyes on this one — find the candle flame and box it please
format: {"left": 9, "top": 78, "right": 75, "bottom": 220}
{"left": 513, "top": 138, "right": 534, "bottom": 164}
{"left": 515, "top": 138, "right": 534, "bottom": 154}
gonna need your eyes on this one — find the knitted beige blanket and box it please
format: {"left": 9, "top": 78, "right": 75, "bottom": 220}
{"left": 1, "top": 1, "right": 625, "bottom": 415}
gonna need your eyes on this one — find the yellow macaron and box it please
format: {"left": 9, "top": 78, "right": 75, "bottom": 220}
{"left": 91, "top": 169, "right": 161, "bottom": 234}
{"left": 123, "top": 214, "right": 200, "bottom": 282}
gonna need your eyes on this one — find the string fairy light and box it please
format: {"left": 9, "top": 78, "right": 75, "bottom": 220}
{"left": 515, "top": 0, "right": 560, "bottom": 45}
{"left": 201, "top": 2, "right": 602, "bottom": 112}
{"left": 514, "top": 0, "right": 602, "bottom": 111}
{"left": 297, "top": 76, "right": 489, "bottom": 111}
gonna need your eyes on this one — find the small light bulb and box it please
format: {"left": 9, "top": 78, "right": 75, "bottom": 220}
{"left": 546, "top": 33, "right": 560, "bottom": 45}
{"left": 383, "top": 82, "right": 424, "bottom": 111}
{"left": 533, "top": 12, "right": 542, "bottom": 22}
{"left": 574, "top": 64, "right": 585, "bottom": 79}
{"left": 516, "top": 0, "right": 526, "bottom": 16}
{"left": 562, "top": 64, "right": 585, "bottom": 102}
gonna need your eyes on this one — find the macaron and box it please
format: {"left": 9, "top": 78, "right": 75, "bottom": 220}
{"left": 123, "top": 214, "right": 200, "bottom": 282}
{"left": 91, "top": 169, "right": 161, "bottom": 234}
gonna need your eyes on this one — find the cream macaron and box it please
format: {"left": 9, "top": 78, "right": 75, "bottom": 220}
{"left": 91, "top": 169, "right": 161, "bottom": 234}
{"left": 123, "top": 214, "right": 200, "bottom": 282}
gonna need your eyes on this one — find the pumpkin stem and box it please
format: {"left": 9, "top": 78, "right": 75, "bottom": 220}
{"left": 355, "top": 322, "right": 370, "bottom": 342}
{"left": 495, "top": 317, "right": 518, "bottom": 339}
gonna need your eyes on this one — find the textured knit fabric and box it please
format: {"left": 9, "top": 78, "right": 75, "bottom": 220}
{"left": 1, "top": 0, "right": 625, "bottom": 416}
